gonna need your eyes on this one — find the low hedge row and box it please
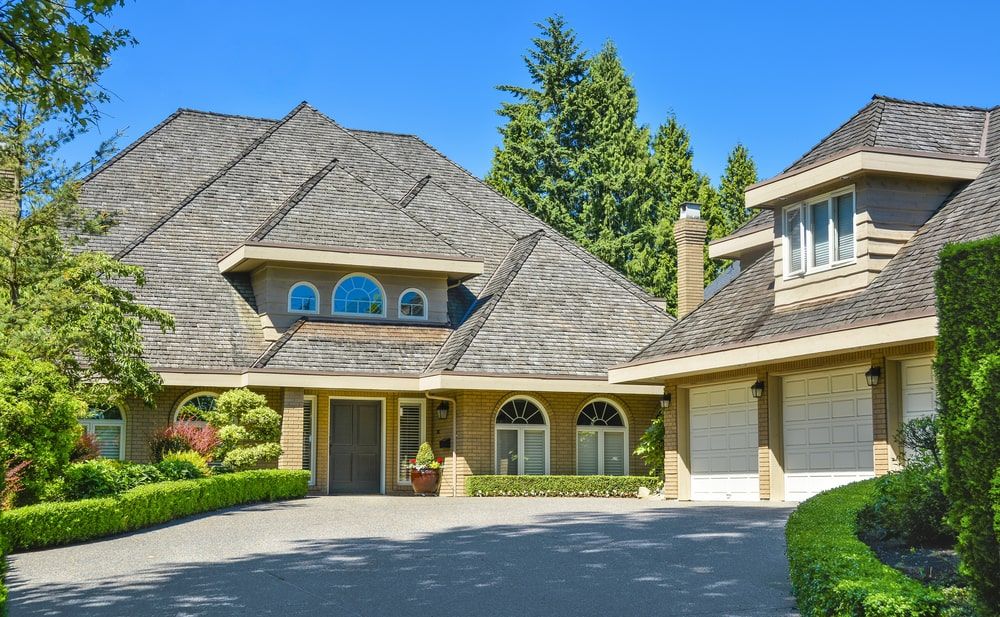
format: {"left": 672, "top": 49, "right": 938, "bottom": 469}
{"left": 465, "top": 475, "right": 661, "bottom": 497}
{"left": 1, "top": 533, "right": 7, "bottom": 617}
{"left": 786, "top": 479, "right": 945, "bottom": 616}
{"left": 0, "top": 470, "right": 309, "bottom": 552}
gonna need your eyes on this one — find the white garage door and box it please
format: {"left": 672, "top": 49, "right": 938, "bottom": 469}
{"left": 690, "top": 381, "right": 758, "bottom": 501}
{"left": 901, "top": 357, "right": 937, "bottom": 423}
{"left": 783, "top": 367, "right": 874, "bottom": 501}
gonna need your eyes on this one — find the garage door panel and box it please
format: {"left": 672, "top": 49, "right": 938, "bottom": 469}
{"left": 807, "top": 377, "right": 830, "bottom": 396}
{"left": 785, "top": 404, "right": 807, "bottom": 422}
{"left": 830, "top": 373, "right": 856, "bottom": 392}
{"left": 808, "top": 426, "right": 831, "bottom": 445}
{"left": 785, "top": 427, "right": 807, "bottom": 447}
{"left": 831, "top": 399, "right": 856, "bottom": 418}
{"left": 690, "top": 381, "right": 758, "bottom": 501}
{"left": 832, "top": 425, "right": 857, "bottom": 443}
{"left": 807, "top": 402, "right": 830, "bottom": 420}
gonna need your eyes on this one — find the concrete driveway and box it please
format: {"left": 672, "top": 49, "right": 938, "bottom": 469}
{"left": 7, "top": 496, "right": 798, "bottom": 616}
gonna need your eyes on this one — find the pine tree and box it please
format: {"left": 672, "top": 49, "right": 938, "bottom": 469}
{"left": 712, "top": 143, "right": 758, "bottom": 240}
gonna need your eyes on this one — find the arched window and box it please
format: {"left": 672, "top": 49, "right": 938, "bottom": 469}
{"left": 174, "top": 392, "right": 219, "bottom": 426}
{"left": 576, "top": 400, "right": 628, "bottom": 476}
{"left": 495, "top": 397, "right": 548, "bottom": 475}
{"left": 398, "top": 288, "right": 427, "bottom": 320}
{"left": 288, "top": 282, "right": 319, "bottom": 313}
{"left": 333, "top": 274, "right": 385, "bottom": 316}
{"left": 80, "top": 404, "right": 126, "bottom": 460}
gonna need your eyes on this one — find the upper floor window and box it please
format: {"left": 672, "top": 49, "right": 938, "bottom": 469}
{"left": 783, "top": 188, "right": 855, "bottom": 277}
{"left": 333, "top": 274, "right": 385, "bottom": 316}
{"left": 288, "top": 282, "right": 319, "bottom": 313}
{"left": 398, "top": 288, "right": 427, "bottom": 320}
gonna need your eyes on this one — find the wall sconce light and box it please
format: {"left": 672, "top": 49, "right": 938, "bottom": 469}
{"left": 750, "top": 380, "right": 766, "bottom": 399}
{"left": 436, "top": 401, "right": 449, "bottom": 420}
{"left": 865, "top": 366, "right": 882, "bottom": 387}
{"left": 660, "top": 393, "right": 671, "bottom": 410}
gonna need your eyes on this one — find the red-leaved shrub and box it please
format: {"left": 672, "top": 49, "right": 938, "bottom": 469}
{"left": 149, "top": 422, "right": 220, "bottom": 462}
{"left": 71, "top": 432, "right": 102, "bottom": 462}
{"left": 2, "top": 459, "right": 31, "bottom": 510}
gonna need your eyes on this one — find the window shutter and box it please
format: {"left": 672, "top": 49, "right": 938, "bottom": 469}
{"left": 603, "top": 432, "right": 626, "bottom": 476}
{"left": 93, "top": 425, "right": 122, "bottom": 459}
{"left": 836, "top": 193, "right": 855, "bottom": 260}
{"left": 522, "top": 430, "right": 546, "bottom": 475}
{"left": 398, "top": 402, "right": 422, "bottom": 482}
{"left": 577, "top": 431, "right": 599, "bottom": 475}
{"left": 301, "top": 398, "right": 314, "bottom": 482}
{"left": 786, "top": 207, "right": 803, "bottom": 273}
{"left": 810, "top": 201, "right": 830, "bottom": 267}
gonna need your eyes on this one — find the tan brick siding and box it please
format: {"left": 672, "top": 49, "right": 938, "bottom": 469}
{"left": 756, "top": 372, "right": 770, "bottom": 500}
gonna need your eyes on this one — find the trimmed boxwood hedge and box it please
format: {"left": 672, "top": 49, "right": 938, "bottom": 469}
{"left": 786, "top": 479, "right": 945, "bottom": 616}
{"left": 465, "top": 475, "right": 661, "bottom": 497}
{"left": 0, "top": 469, "right": 309, "bottom": 552}
{"left": 0, "top": 532, "right": 6, "bottom": 617}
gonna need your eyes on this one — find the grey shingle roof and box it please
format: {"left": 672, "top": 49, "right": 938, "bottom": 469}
{"left": 633, "top": 104, "right": 1000, "bottom": 363}
{"left": 787, "top": 96, "right": 991, "bottom": 172}
{"left": 82, "top": 103, "right": 671, "bottom": 377}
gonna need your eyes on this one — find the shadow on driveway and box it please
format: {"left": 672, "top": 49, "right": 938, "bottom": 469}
{"left": 7, "top": 499, "right": 798, "bottom": 616}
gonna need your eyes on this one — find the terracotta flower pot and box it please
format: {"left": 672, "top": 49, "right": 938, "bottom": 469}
{"left": 410, "top": 468, "right": 441, "bottom": 495}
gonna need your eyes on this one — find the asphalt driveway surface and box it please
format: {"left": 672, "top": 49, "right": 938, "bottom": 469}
{"left": 7, "top": 496, "right": 798, "bottom": 616}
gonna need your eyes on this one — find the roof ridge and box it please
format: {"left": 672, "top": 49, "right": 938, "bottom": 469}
{"left": 251, "top": 318, "right": 306, "bottom": 368}
{"left": 867, "top": 97, "right": 886, "bottom": 148}
{"left": 347, "top": 127, "right": 420, "bottom": 138}
{"left": 249, "top": 158, "right": 339, "bottom": 242}
{"left": 872, "top": 94, "right": 992, "bottom": 112}
{"left": 82, "top": 110, "right": 184, "bottom": 183}
{"left": 114, "top": 102, "right": 311, "bottom": 260}
{"left": 396, "top": 175, "right": 431, "bottom": 208}
{"left": 784, "top": 99, "right": 881, "bottom": 173}
{"left": 176, "top": 107, "right": 280, "bottom": 123}
{"left": 979, "top": 110, "right": 991, "bottom": 157}
{"left": 424, "top": 232, "right": 543, "bottom": 372}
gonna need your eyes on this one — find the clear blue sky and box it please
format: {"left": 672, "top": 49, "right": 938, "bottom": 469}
{"left": 65, "top": 0, "right": 1000, "bottom": 184}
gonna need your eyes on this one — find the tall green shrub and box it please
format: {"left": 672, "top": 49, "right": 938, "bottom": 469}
{"left": 935, "top": 235, "right": 1000, "bottom": 613}
{"left": 208, "top": 389, "right": 282, "bottom": 470}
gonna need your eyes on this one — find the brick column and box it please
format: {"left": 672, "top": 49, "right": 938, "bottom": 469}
{"left": 756, "top": 373, "right": 771, "bottom": 500}
{"left": 871, "top": 357, "right": 891, "bottom": 476}
{"left": 673, "top": 204, "right": 708, "bottom": 319}
{"left": 662, "top": 384, "right": 680, "bottom": 499}
{"left": 278, "top": 388, "right": 304, "bottom": 470}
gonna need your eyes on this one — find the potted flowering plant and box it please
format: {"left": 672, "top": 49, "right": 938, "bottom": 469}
{"left": 408, "top": 442, "right": 443, "bottom": 495}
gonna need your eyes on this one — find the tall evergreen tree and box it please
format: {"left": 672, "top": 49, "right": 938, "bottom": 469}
{"left": 711, "top": 143, "right": 758, "bottom": 240}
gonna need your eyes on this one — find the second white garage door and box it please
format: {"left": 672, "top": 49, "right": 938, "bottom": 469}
{"left": 689, "top": 381, "right": 758, "bottom": 501}
{"left": 783, "top": 366, "right": 874, "bottom": 501}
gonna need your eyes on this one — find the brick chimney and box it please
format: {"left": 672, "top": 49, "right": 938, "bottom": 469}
{"left": 673, "top": 202, "right": 707, "bottom": 319}
{"left": 0, "top": 168, "right": 17, "bottom": 219}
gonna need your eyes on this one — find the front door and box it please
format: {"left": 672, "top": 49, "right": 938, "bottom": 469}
{"left": 329, "top": 400, "right": 381, "bottom": 494}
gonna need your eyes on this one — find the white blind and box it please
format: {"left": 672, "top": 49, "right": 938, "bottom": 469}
{"left": 603, "top": 432, "right": 626, "bottom": 476}
{"left": 811, "top": 202, "right": 830, "bottom": 267}
{"left": 786, "top": 207, "right": 803, "bottom": 273}
{"left": 836, "top": 193, "right": 855, "bottom": 260}
{"left": 577, "top": 431, "right": 599, "bottom": 475}
{"left": 496, "top": 429, "right": 518, "bottom": 475}
{"left": 301, "top": 399, "right": 314, "bottom": 481}
{"left": 398, "top": 402, "right": 422, "bottom": 482}
{"left": 523, "top": 430, "right": 546, "bottom": 475}
{"left": 93, "top": 425, "right": 122, "bottom": 459}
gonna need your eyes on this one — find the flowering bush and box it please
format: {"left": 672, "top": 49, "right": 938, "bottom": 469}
{"left": 408, "top": 442, "right": 442, "bottom": 471}
{"left": 71, "top": 432, "right": 101, "bottom": 462}
{"left": 149, "top": 421, "right": 219, "bottom": 462}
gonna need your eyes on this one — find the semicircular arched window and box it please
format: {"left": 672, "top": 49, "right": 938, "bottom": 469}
{"left": 175, "top": 392, "right": 218, "bottom": 425}
{"left": 398, "top": 288, "right": 427, "bottom": 319}
{"left": 576, "top": 400, "right": 628, "bottom": 476}
{"left": 288, "top": 282, "right": 319, "bottom": 313}
{"left": 495, "top": 398, "right": 548, "bottom": 475}
{"left": 80, "top": 404, "right": 126, "bottom": 460}
{"left": 333, "top": 274, "right": 384, "bottom": 316}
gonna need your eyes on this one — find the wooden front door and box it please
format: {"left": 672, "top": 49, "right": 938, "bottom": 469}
{"left": 329, "top": 400, "right": 381, "bottom": 494}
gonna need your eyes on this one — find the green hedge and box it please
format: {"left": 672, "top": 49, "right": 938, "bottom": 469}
{"left": 465, "top": 475, "right": 661, "bottom": 497}
{"left": 0, "top": 470, "right": 309, "bottom": 552}
{"left": 0, "top": 530, "right": 6, "bottom": 617}
{"left": 935, "top": 235, "right": 1000, "bottom": 612}
{"left": 786, "top": 480, "right": 945, "bottom": 616}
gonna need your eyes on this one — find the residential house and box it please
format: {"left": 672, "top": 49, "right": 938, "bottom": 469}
{"left": 610, "top": 96, "right": 1000, "bottom": 501}
{"left": 78, "top": 102, "right": 672, "bottom": 495}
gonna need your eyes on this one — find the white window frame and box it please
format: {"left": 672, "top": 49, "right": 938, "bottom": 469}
{"left": 303, "top": 395, "right": 317, "bottom": 485}
{"left": 397, "top": 398, "right": 427, "bottom": 485}
{"left": 782, "top": 186, "right": 856, "bottom": 279}
{"left": 287, "top": 281, "right": 320, "bottom": 314}
{"left": 332, "top": 272, "right": 386, "bottom": 318}
{"left": 80, "top": 406, "right": 126, "bottom": 461}
{"left": 397, "top": 288, "right": 429, "bottom": 321}
{"left": 173, "top": 391, "right": 219, "bottom": 424}
{"left": 494, "top": 395, "right": 550, "bottom": 475}
{"left": 575, "top": 399, "right": 629, "bottom": 476}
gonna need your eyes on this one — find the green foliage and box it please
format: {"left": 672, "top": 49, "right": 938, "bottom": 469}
{"left": 935, "top": 236, "right": 1000, "bottom": 613}
{"left": 857, "top": 462, "right": 953, "bottom": 547}
{"left": 0, "top": 470, "right": 310, "bottom": 551}
{"left": 0, "top": 353, "right": 85, "bottom": 503}
{"left": 465, "top": 475, "right": 661, "bottom": 497}
{"left": 0, "top": 518, "right": 6, "bottom": 616}
{"left": 487, "top": 16, "right": 759, "bottom": 311}
{"left": 786, "top": 479, "right": 945, "bottom": 616}
{"left": 158, "top": 451, "right": 209, "bottom": 480}
{"left": 633, "top": 413, "right": 664, "bottom": 478}
{"left": 209, "top": 389, "right": 282, "bottom": 470}
{"left": 415, "top": 442, "right": 437, "bottom": 466}
{"left": 898, "top": 415, "right": 942, "bottom": 468}
{"left": 60, "top": 459, "right": 167, "bottom": 500}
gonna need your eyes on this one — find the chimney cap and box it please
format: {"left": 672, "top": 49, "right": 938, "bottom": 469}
{"left": 679, "top": 202, "right": 701, "bottom": 219}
